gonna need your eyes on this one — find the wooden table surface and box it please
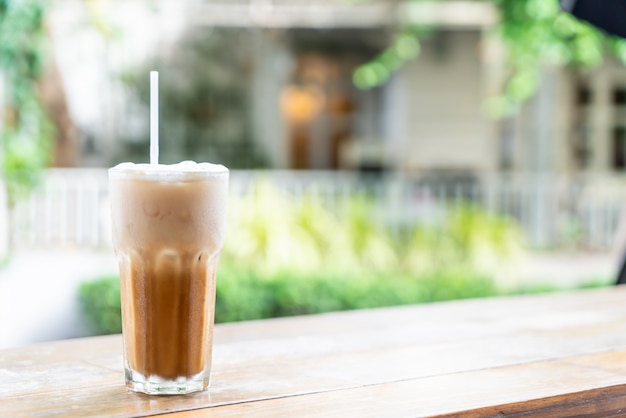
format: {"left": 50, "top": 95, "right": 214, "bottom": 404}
{"left": 4, "top": 287, "right": 626, "bottom": 417}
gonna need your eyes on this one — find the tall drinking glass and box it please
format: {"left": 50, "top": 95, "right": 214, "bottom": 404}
{"left": 109, "top": 161, "right": 228, "bottom": 395}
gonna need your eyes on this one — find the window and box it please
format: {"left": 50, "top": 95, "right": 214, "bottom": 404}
{"left": 612, "top": 86, "right": 626, "bottom": 170}
{"left": 571, "top": 83, "right": 593, "bottom": 170}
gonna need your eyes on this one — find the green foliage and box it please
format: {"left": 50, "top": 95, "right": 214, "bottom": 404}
{"left": 355, "top": 0, "right": 626, "bottom": 117}
{"left": 353, "top": 31, "right": 422, "bottom": 89}
{"left": 118, "top": 28, "right": 266, "bottom": 169}
{"left": 504, "top": 277, "right": 611, "bottom": 296}
{"left": 79, "top": 268, "right": 499, "bottom": 335}
{"left": 78, "top": 275, "right": 122, "bottom": 335}
{"left": 78, "top": 185, "right": 523, "bottom": 335}
{"left": 214, "top": 267, "right": 499, "bottom": 322}
{"left": 0, "top": 0, "right": 53, "bottom": 204}
{"left": 488, "top": 0, "right": 614, "bottom": 117}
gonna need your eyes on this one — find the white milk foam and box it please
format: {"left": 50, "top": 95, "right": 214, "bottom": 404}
{"left": 109, "top": 161, "right": 228, "bottom": 181}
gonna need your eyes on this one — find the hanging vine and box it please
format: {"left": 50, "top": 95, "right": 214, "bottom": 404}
{"left": 0, "top": 0, "right": 52, "bottom": 205}
{"left": 488, "top": 0, "right": 625, "bottom": 117}
{"left": 353, "top": 0, "right": 626, "bottom": 118}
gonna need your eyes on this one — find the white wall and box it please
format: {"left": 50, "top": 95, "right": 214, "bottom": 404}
{"left": 0, "top": 73, "right": 6, "bottom": 260}
{"left": 0, "top": 249, "right": 118, "bottom": 348}
{"left": 395, "top": 30, "right": 491, "bottom": 172}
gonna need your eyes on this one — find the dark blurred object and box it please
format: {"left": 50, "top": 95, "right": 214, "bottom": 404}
{"left": 118, "top": 28, "right": 267, "bottom": 169}
{"left": 560, "top": 0, "right": 626, "bottom": 285}
{"left": 617, "top": 258, "right": 626, "bottom": 285}
{"left": 416, "top": 169, "right": 479, "bottom": 200}
{"left": 560, "top": 0, "right": 626, "bottom": 39}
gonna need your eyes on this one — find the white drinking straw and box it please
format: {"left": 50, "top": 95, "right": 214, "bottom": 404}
{"left": 150, "top": 71, "right": 159, "bottom": 165}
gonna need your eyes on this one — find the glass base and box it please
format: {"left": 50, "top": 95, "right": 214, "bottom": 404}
{"left": 125, "top": 369, "right": 209, "bottom": 395}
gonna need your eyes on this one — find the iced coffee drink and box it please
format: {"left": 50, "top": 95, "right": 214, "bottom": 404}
{"left": 109, "top": 161, "right": 228, "bottom": 395}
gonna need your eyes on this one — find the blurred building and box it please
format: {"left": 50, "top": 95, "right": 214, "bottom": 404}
{"left": 46, "top": 0, "right": 496, "bottom": 173}
{"left": 44, "top": 0, "right": 626, "bottom": 179}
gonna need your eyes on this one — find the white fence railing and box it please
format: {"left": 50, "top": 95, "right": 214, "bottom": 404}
{"left": 6, "top": 169, "right": 626, "bottom": 251}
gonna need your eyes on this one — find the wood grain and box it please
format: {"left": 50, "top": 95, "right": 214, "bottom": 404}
{"left": 2, "top": 288, "right": 626, "bottom": 417}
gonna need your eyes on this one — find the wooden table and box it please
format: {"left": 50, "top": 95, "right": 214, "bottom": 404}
{"left": 4, "top": 287, "right": 626, "bottom": 417}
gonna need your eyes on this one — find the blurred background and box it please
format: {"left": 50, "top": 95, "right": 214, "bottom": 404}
{"left": 1, "top": 0, "right": 625, "bottom": 347}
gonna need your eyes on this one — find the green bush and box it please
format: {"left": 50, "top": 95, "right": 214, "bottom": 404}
{"left": 78, "top": 275, "right": 121, "bottom": 335}
{"left": 78, "top": 185, "right": 523, "bottom": 335}
{"left": 214, "top": 265, "right": 500, "bottom": 322}
{"left": 79, "top": 268, "right": 500, "bottom": 335}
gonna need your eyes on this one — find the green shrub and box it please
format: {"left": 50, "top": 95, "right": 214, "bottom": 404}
{"left": 78, "top": 276, "right": 121, "bottom": 335}
{"left": 79, "top": 267, "right": 501, "bottom": 335}
{"left": 78, "top": 184, "right": 525, "bottom": 335}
